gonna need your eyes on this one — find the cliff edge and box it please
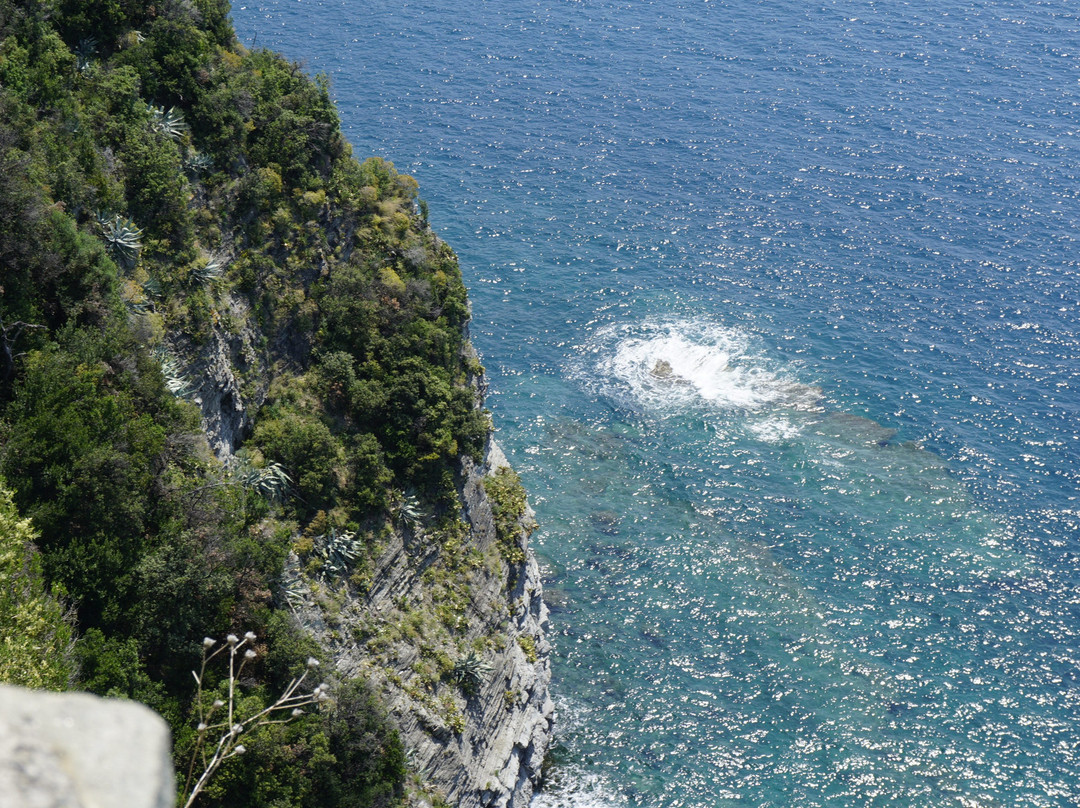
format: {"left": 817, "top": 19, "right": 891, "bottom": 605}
{"left": 0, "top": 1, "right": 551, "bottom": 804}
{"left": 188, "top": 295, "right": 555, "bottom": 806}
{"left": 284, "top": 437, "right": 553, "bottom": 808}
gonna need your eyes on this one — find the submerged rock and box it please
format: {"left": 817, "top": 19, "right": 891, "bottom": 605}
{"left": 651, "top": 359, "right": 674, "bottom": 378}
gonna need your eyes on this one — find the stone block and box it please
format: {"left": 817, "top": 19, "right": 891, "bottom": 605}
{"left": 0, "top": 684, "right": 174, "bottom": 808}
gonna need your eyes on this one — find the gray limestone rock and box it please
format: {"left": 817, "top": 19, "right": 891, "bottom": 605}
{"left": 284, "top": 437, "right": 554, "bottom": 808}
{"left": 168, "top": 296, "right": 555, "bottom": 806}
{"left": 0, "top": 685, "right": 174, "bottom": 808}
{"left": 186, "top": 300, "right": 262, "bottom": 460}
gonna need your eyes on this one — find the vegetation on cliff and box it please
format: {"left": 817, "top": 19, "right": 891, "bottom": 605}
{"left": 0, "top": 481, "right": 75, "bottom": 690}
{"left": 0, "top": 0, "right": 499, "bottom": 804}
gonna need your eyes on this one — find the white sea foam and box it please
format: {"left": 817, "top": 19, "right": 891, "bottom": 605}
{"left": 531, "top": 773, "right": 626, "bottom": 808}
{"left": 533, "top": 696, "right": 627, "bottom": 808}
{"left": 587, "top": 320, "right": 822, "bottom": 416}
{"left": 747, "top": 415, "right": 804, "bottom": 443}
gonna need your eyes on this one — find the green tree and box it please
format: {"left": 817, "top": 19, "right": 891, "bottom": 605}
{"left": 252, "top": 410, "right": 345, "bottom": 515}
{"left": 314, "top": 679, "right": 407, "bottom": 808}
{"left": 0, "top": 480, "right": 75, "bottom": 690}
{"left": 0, "top": 347, "right": 169, "bottom": 627}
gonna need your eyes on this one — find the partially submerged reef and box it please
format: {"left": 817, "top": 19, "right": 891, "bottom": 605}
{"left": 0, "top": 1, "right": 551, "bottom": 805}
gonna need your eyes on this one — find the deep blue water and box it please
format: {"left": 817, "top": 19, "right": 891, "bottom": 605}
{"left": 233, "top": 1, "right": 1080, "bottom": 805}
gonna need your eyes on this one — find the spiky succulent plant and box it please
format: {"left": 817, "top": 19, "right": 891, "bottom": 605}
{"left": 149, "top": 105, "right": 189, "bottom": 141}
{"left": 282, "top": 578, "right": 306, "bottom": 611}
{"left": 191, "top": 252, "right": 228, "bottom": 285}
{"left": 97, "top": 213, "right": 143, "bottom": 267}
{"left": 451, "top": 650, "right": 492, "bottom": 693}
{"left": 397, "top": 494, "right": 425, "bottom": 528}
{"left": 153, "top": 346, "right": 194, "bottom": 398}
{"left": 229, "top": 460, "right": 292, "bottom": 503}
{"left": 141, "top": 277, "right": 162, "bottom": 299}
{"left": 126, "top": 277, "right": 162, "bottom": 314}
{"left": 313, "top": 529, "right": 361, "bottom": 582}
{"left": 75, "top": 37, "right": 97, "bottom": 71}
{"left": 184, "top": 150, "right": 213, "bottom": 173}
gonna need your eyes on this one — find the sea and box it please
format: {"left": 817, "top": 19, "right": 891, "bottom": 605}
{"left": 232, "top": 2, "right": 1080, "bottom": 805}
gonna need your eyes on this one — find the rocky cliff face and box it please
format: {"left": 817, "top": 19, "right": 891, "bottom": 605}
{"left": 182, "top": 295, "right": 553, "bottom": 807}
{"left": 175, "top": 290, "right": 274, "bottom": 461}
{"left": 283, "top": 437, "right": 553, "bottom": 808}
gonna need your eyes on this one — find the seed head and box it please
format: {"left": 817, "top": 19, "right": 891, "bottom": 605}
{"left": 291, "top": 708, "right": 304, "bottom": 717}
{"left": 213, "top": 699, "right": 225, "bottom": 708}
{"left": 202, "top": 637, "right": 216, "bottom": 648}
{"left": 244, "top": 631, "right": 257, "bottom": 641}
{"left": 197, "top": 723, "right": 208, "bottom": 733}
{"left": 231, "top": 724, "right": 244, "bottom": 735}
{"left": 244, "top": 649, "right": 257, "bottom": 659}
{"left": 306, "top": 657, "right": 320, "bottom": 669}
{"left": 226, "top": 634, "right": 239, "bottom": 645}
{"left": 234, "top": 745, "right": 246, "bottom": 755}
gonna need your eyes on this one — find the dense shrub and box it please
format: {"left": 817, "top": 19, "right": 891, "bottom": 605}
{"left": 1, "top": 347, "right": 169, "bottom": 625}
{"left": 0, "top": 1, "right": 481, "bottom": 805}
{"left": 121, "top": 123, "right": 195, "bottom": 252}
{"left": 484, "top": 468, "right": 535, "bottom": 564}
{"left": 0, "top": 482, "right": 75, "bottom": 690}
{"left": 252, "top": 410, "right": 345, "bottom": 515}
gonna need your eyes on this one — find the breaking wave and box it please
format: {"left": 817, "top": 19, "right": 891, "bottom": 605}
{"left": 579, "top": 320, "right": 823, "bottom": 417}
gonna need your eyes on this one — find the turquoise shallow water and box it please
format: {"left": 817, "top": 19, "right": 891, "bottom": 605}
{"left": 234, "top": 1, "right": 1080, "bottom": 805}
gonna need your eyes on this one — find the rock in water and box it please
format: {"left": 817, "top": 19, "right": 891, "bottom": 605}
{"left": 651, "top": 359, "right": 674, "bottom": 378}
{"left": 0, "top": 684, "right": 174, "bottom": 808}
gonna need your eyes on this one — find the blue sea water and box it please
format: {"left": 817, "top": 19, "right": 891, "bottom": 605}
{"left": 233, "top": 1, "right": 1080, "bottom": 805}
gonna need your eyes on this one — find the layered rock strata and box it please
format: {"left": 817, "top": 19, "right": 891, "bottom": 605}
{"left": 286, "top": 437, "right": 553, "bottom": 808}
{"left": 183, "top": 309, "right": 554, "bottom": 806}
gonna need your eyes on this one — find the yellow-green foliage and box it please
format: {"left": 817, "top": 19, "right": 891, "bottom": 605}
{"left": 0, "top": 482, "right": 74, "bottom": 690}
{"left": 484, "top": 468, "right": 534, "bottom": 564}
{"left": 376, "top": 267, "right": 407, "bottom": 298}
{"left": 517, "top": 635, "right": 538, "bottom": 664}
{"left": 440, "top": 694, "right": 465, "bottom": 734}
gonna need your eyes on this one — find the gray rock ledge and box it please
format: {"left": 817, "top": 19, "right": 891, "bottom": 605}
{"left": 0, "top": 684, "right": 174, "bottom": 808}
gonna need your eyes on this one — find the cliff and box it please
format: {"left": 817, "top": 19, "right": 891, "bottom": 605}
{"left": 284, "top": 439, "right": 553, "bottom": 808}
{"left": 0, "top": 1, "right": 552, "bottom": 805}
{"left": 184, "top": 285, "right": 554, "bottom": 807}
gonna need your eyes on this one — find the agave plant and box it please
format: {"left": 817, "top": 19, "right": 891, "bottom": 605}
{"left": 396, "top": 494, "right": 425, "bottom": 529}
{"left": 184, "top": 150, "right": 213, "bottom": 174}
{"left": 75, "top": 37, "right": 97, "bottom": 71}
{"left": 191, "top": 252, "right": 229, "bottom": 285}
{"left": 229, "top": 459, "right": 292, "bottom": 503}
{"left": 126, "top": 277, "right": 163, "bottom": 314}
{"left": 451, "top": 650, "right": 492, "bottom": 693}
{"left": 313, "top": 529, "right": 361, "bottom": 582}
{"left": 153, "top": 346, "right": 195, "bottom": 398}
{"left": 149, "top": 105, "right": 189, "bottom": 141}
{"left": 141, "top": 277, "right": 163, "bottom": 300}
{"left": 281, "top": 577, "right": 307, "bottom": 611}
{"left": 97, "top": 213, "right": 143, "bottom": 267}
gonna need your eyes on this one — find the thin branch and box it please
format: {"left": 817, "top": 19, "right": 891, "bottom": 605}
{"left": 181, "top": 634, "right": 328, "bottom": 808}
{"left": 0, "top": 317, "right": 45, "bottom": 381}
